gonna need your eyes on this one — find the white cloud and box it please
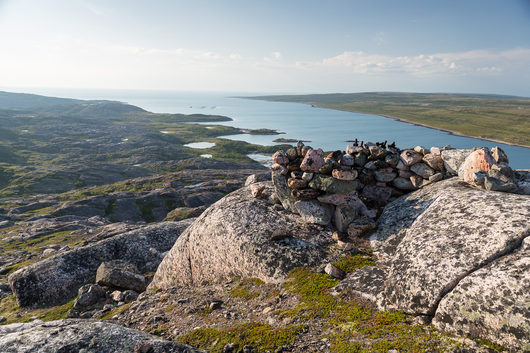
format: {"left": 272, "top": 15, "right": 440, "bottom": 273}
{"left": 0, "top": 34, "right": 528, "bottom": 94}
{"left": 303, "top": 48, "right": 530, "bottom": 78}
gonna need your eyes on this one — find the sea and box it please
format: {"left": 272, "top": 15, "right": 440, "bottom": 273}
{"left": 15, "top": 88, "right": 530, "bottom": 169}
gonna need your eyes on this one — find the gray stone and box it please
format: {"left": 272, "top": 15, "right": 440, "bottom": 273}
{"left": 367, "top": 179, "right": 530, "bottom": 351}
{"left": 74, "top": 284, "right": 106, "bottom": 308}
{"left": 428, "top": 172, "right": 444, "bottom": 182}
{"left": 400, "top": 150, "right": 423, "bottom": 166}
{"left": 96, "top": 261, "right": 146, "bottom": 292}
{"left": 340, "top": 154, "right": 355, "bottom": 166}
{"left": 245, "top": 173, "right": 271, "bottom": 186}
{"left": 392, "top": 177, "right": 416, "bottom": 190}
{"left": 441, "top": 148, "right": 473, "bottom": 174}
{"left": 294, "top": 200, "right": 334, "bottom": 225}
{"left": 309, "top": 174, "right": 359, "bottom": 194}
{"left": 410, "top": 162, "right": 435, "bottom": 179}
{"left": 324, "top": 263, "right": 344, "bottom": 279}
{"left": 0, "top": 319, "right": 202, "bottom": 353}
{"left": 333, "top": 205, "right": 357, "bottom": 232}
{"left": 150, "top": 182, "right": 331, "bottom": 289}
{"left": 483, "top": 176, "right": 517, "bottom": 192}
{"left": 491, "top": 146, "right": 509, "bottom": 164}
{"left": 374, "top": 168, "right": 397, "bottom": 183}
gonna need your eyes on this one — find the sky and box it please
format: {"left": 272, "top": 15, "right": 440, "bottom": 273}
{"left": 1, "top": 0, "right": 530, "bottom": 95}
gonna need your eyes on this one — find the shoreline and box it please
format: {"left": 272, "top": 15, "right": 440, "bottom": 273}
{"left": 303, "top": 102, "right": 530, "bottom": 149}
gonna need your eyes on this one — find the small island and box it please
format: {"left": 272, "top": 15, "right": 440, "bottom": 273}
{"left": 272, "top": 138, "right": 312, "bottom": 143}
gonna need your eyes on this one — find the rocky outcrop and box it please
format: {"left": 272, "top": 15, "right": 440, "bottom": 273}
{"left": 0, "top": 319, "right": 203, "bottom": 353}
{"left": 336, "top": 178, "right": 530, "bottom": 352}
{"left": 433, "top": 237, "right": 530, "bottom": 352}
{"left": 150, "top": 182, "right": 332, "bottom": 289}
{"left": 8, "top": 220, "right": 193, "bottom": 307}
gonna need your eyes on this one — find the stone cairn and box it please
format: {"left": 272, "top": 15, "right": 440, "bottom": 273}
{"left": 269, "top": 140, "right": 523, "bottom": 239}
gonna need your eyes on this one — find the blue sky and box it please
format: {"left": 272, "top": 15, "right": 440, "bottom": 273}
{"left": 1, "top": 0, "right": 529, "bottom": 95}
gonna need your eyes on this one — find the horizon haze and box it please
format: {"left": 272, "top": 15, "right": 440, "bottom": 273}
{"left": 1, "top": 0, "right": 530, "bottom": 96}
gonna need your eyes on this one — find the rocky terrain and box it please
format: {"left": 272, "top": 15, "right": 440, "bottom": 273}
{"left": 1, "top": 91, "right": 529, "bottom": 353}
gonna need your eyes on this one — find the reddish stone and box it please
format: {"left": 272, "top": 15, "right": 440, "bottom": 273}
{"left": 460, "top": 148, "right": 497, "bottom": 183}
{"left": 410, "top": 175, "right": 424, "bottom": 188}
{"left": 347, "top": 222, "right": 376, "bottom": 238}
{"left": 301, "top": 145, "right": 312, "bottom": 157}
{"left": 317, "top": 191, "right": 359, "bottom": 206}
{"left": 270, "top": 163, "right": 288, "bottom": 175}
{"left": 291, "top": 188, "right": 320, "bottom": 201}
{"left": 272, "top": 150, "right": 289, "bottom": 165}
{"left": 300, "top": 149, "right": 325, "bottom": 173}
{"left": 332, "top": 169, "right": 358, "bottom": 181}
{"left": 287, "top": 178, "right": 308, "bottom": 189}
{"left": 423, "top": 153, "right": 444, "bottom": 171}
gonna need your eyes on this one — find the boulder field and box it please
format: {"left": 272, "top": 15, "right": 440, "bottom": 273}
{"left": 147, "top": 146, "right": 529, "bottom": 351}
{"left": 2, "top": 144, "right": 529, "bottom": 351}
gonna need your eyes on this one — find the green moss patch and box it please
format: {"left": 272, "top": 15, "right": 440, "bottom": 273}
{"left": 229, "top": 278, "right": 265, "bottom": 300}
{"left": 0, "top": 295, "right": 74, "bottom": 325}
{"left": 332, "top": 254, "right": 375, "bottom": 273}
{"left": 100, "top": 302, "right": 132, "bottom": 320}
{"left": 177, "top": 322, "right": 306, "bottom": 353}
{"left": 280, "top": 267, "right": 477, "bottom": 352}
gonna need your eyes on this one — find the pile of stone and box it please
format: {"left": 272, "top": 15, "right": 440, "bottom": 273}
{"left": 270, "top": 141, "right": 525, "bottom": 235}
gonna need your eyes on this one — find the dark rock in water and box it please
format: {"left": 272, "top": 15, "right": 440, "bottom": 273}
{"left": 0, "top": 319, "right": 203, "bottom": 353}
{"left": 149, "top": 182, "right": 332, "bottom": 289}
{"left": 96, "top": 260, "right": 146, "bottom": 292}
{"left": 8, "top": 220, "right": 193, "bottom": 307}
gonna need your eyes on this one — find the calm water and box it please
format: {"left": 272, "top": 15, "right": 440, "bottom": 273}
{"left": 22, "top": 88, "right": 530, "bottom": 168}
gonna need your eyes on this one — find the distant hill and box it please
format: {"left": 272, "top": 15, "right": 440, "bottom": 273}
{"left": 0, "top": 91, "right": 88, "bottom": 109}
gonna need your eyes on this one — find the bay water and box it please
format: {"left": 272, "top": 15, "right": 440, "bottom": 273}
{"left": 23, "top": 88, "right": 530, "bottom": 168}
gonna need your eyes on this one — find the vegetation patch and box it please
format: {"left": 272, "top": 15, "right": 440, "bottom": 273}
{"left": 0, "top": 295, "right": 74, "bottom": 324}
{"left": 177, "top": 322, "right": 306, "bottom": 353}
{"left": 332, "top": 254, "right": 375, "bottom": 273}
{"left": 279, "top": 267, "right": 489, "bottom": 352}
{"left": 100, "top": 302, "right": 133, "bottom": 320}
{"left": 229, "top": 277, "right": 265, "bottom": 300}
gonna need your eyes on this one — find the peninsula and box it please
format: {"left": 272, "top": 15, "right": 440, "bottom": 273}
{"left": 248, "top": 92, "right": 530, "bottom": 147}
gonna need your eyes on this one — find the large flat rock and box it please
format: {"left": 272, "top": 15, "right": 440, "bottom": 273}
{"left": 433, "top": 237, "right": 530, "bottom": 352}
{"left": 381, "top": 182, "right": 529, "bottom": 315}
{"left": 361, "top": 178, "right": 530, "bottom": 351}
{"left": 0, "top": 319, "right": 202, "bottom": 353}
{"left": 150, "top": 182, "right": 332, "bottom": 289}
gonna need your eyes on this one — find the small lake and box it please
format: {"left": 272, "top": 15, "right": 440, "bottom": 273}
{"left": 184, "top": 142, "right": 216, "bottom": 149}
{"left": 39, "top": 89, "right": 530, "bottom": 169}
